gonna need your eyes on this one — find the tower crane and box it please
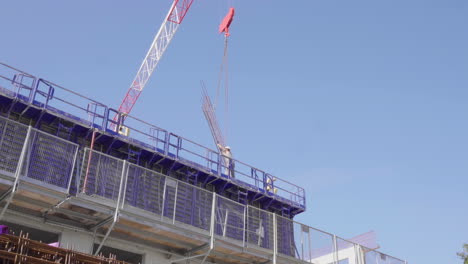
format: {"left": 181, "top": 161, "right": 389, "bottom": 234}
{"left": 116, "top": 0, "right": 194, "bottom": 125}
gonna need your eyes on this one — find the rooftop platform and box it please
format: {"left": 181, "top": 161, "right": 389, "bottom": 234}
{"left": 0, "top": 62, "right": 305, "bottom": 217}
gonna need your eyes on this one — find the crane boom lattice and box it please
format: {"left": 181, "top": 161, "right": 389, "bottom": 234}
{"left": 118, "top": 0, "right": 194, "bottom": 116}
{"left": 202, "top": 84, "right": 225, "bottom": 149}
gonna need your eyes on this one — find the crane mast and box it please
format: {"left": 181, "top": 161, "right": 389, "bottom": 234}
{"left": 117, "top": 0, "right": 194, "bottom": 117}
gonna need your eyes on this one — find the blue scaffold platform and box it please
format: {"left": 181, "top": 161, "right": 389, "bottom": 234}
{"left": 0, "top": 62, "right": 406, "bottom": 264}
{"left": 0, "top": 62, "right": 305, "bottom": 216}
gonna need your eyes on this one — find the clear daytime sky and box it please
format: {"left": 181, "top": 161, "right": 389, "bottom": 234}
{"left": 1, "top": 1, "right": 467, "bottom": 263}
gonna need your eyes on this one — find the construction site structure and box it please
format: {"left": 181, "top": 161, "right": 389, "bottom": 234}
{"left": 0, "top": 63, "right": 406, "bottom": 264}
{"left": 0, "top": 232, "right": 131, "bottom": 264}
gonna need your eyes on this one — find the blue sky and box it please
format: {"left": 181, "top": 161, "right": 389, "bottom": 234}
{"left": 1, "top": 1, "right": 467, "bottom": 263}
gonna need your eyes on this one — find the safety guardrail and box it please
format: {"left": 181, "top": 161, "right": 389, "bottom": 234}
{"left": 0, "top": 118, "right": 405, "bottom": 263}
{"left": 0, "top": 62, "right": 305, "bottom": 209}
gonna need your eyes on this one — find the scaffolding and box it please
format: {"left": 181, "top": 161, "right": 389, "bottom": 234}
{"left": 0, "top": 62, "right": 305, "bottom": 218}
{"left": 0, "top": 62, "right": 406, "bottom": 264}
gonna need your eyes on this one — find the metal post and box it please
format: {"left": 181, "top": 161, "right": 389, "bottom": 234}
{"left": 217, "top": 152, "right": 221, "bottom": 177}
{"left": 333, "top": 235, "right": 338, "bottom": 264}
{"left": 308, "top": 227, "right": 312, "bottom": 263}
{"left": 94, "top": 160, "right": 127, "bottom": 255}
{"left": 358, "top": 244, "right": 365, "bottom": 264}
{"left": 222, "top": 210, "right": 228, "bottom": 237}
{"left": 120, "top": 166, "right": 129, "bottom": 209}
{"left": 66, "top": 146, "right": 79, "bottom": 194}
{"left": 172, "top": 181, "right": 179, "bottom": 224}
{"left": 161, "top": 176, "right": 167, "bottom": 221}
{"left": 273, "top": 214, "right": 277, "bottom": 264}
{"left": 242, "top": 205, "right": 246, "bottom": 248}
{"left": 353, "top": 244, "right": 359, "bottom": 264}
{"left": 0, "top": 126, "right": 31, "bottom": 220}
{"left": 210, "top": 192, "right": 216, "bottom": 248}
{"left": 201, "top": 192, "right": 217, "bottom": 264}
{"left": 83, "top": 129, "right": 97, "bottom": 193}
{"left": 300, "top": 224, "right": 304, "bottom": 260}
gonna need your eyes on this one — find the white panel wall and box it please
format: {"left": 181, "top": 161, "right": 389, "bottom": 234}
{"left": 60, "top": 229, "right": 94, "bottom": 254}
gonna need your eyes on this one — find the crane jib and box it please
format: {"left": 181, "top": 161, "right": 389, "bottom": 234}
{"left": 115, "top": 0, "right": 195, "bottom": 127}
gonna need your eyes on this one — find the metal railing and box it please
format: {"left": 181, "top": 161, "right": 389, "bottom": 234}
{"left": 80, "top": 148, "right": 125, "bottom": 201}
{"left": 0, "top": 62, "right": 305, "bottom": 209}
{"left": 0, "top": 118, "right": 405, "bottom": 264}
{"left": 23, "top": 129, "right": 78, "bottom": 192}
{"left": 0, "top": 118, "right": 29, "bottom": 177}
{"left": 0, "top": 116, "right": 78, "bottom": 192}
{"left": 73, "top": 149, "right": 404, "bottom": 264}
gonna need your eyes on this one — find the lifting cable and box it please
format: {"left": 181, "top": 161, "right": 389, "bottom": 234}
{"left": 215, "top": 7, "right": 235, "bottom": 144}
{"left": 215, "top": 36, "right": 229, "bottom": 142}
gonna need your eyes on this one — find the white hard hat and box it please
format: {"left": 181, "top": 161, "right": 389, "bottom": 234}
{"left": 225, "top": 146, "right": 231, "bottom": 150}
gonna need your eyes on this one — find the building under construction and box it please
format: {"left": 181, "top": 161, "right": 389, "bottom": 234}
{"left": 0, "top": 2, "right": 406, "bottom": 264}
{"left": 0, "top": 63, "right": 405, "bottom": 264}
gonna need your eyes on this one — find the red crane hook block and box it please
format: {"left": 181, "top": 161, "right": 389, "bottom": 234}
{"left": 219, "top": 7, "right": 235, "bottom": 37}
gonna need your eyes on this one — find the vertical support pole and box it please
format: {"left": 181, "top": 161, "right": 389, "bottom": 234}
{"left": 273, "top": 214, "right": 277, "bottom": 264}
{"left": 222, "top": 210, "right": 228, "bottom": 237}
{"left": 82, "top": 129, "right": 97, "bottom": 193}
{"left": 45, "top": 84, "right": 53, "bottom": 107}
{"left": 164, "top": 132, "right": 169, "bottom": 155}
{"left": 242, "top": 205, "right": 246, "bottom": 248}
{"left": 0, "top": 126, "right": 31, "bottom": 220}
{"left": 172, "top": 181, "right": 179, "bottom": 224}
{"left": 353, "top": 244, "right": 359, "bottom": 264}
{"left": 116, "top": 160, "right": 127, "bottom": 213}
{"left": 217, "top": 152, "right": 221, "bottom": 177}
{"left": 300, "top": 224, "right": 304, "bottom": 260}
{"left": 121, "top": 164, "right": 130, "bottom": 209}
{"left": 209, "top": 192, "right": 216, "bottom": 249}
{"left": 94, "top": 160, "right": 127, "bottom": 255}
{"left": 176, "top": 136, "right": 181, "bottom": 159}
{"left": 66, "top": 146, "right": 79, "bottom": 194}
{"left": 102, "top": 105, "right": 109, "bottom": 130}
{"left": 308, "top": 227, "right": 312, "bottom": 263}
{"left": 333, "top": 235, "right": 338, "bottom": 264}
{"left": 161, "top": 176, "right": 167, "bottom": 221}
{"left": 357, "top": 244, "right": 365, "bottom": 264}
{"left": 30, "top": 78, "right": 40, "bottom": 103}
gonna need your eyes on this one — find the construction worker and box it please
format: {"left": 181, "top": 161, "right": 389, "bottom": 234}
{"left": 217, "top": 144, "right": 234, "bottom": 178}
{"left": 266, "top": 175, "right": 277, "bottom": 194}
